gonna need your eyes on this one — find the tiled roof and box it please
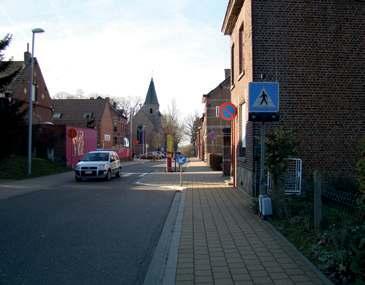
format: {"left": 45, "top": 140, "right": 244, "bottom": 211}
{"left": 53, "top": 98, "right": 108, "bottom": 125}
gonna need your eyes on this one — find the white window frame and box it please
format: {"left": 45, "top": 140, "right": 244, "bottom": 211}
{"left": 215, "top": 106, "right": 220, "bottom": 118}
{"left": 241, "top": 102, "right": 248, "bottom": 148}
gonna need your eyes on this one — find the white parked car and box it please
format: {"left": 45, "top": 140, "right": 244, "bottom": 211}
{"left": 74, "top": 151, "right": 122, "bottom": 181}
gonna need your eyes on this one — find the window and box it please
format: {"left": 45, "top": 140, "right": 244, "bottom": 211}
{"left": 150, "top": 108, "right": 153, "bottom": 114}
{"left": 137, "top": 125, "right": 143, "bottom": 143}
{"left": 240, "top": 103, "right": 248, "bottom": 157}
{"left": 113, "top": 122, "right": 118, "bottom": 132}
{"left": 114, "top": 136, "right": 118, "bottom": 145}
{"left": 239, "top": 23, "right": 244, "bottom": 75}
{"left": 215, "top": 106, "right": 219, "bottom": 117}
{"left": 231, "top": 43, "right": 235, "bottom": 86}
{"left": 52, "top": 112, "right": 62, "bottom": 119}
{"left": 32, "top": 84, "right": 37, "bottom": 102}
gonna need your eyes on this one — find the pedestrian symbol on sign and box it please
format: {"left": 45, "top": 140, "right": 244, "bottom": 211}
{"left": 260, "top": 90, "right": 268, "bottom": 105}
{"left": 253, "top": 89, "right": 276, "bottom": 109}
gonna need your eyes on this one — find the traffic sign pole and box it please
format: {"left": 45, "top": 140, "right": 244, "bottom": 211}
{"left": 259, "top": 122, "right": 266, "bottom": 195}
{"left": 180, "top": 165, "right": 183, "bottom": 186}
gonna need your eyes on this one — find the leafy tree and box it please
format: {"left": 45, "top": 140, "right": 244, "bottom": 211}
{"left": 0, "top": 34, "right": 18, "bottom": 92}
{"left": 0, "top": 99, "right": 28, "bottom": 159}
{"left": 266, "top": 127, "right": 297, "bottom": 217}
{"left": 0, "top": 34, "right": 26, "bottom": 159}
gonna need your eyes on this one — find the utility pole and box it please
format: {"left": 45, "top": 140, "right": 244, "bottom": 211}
{"left": 28, "top": 28, "right": 44, "bottom": 176}
{"left": 129, "top": 109, "right": 133, "bottom": 159}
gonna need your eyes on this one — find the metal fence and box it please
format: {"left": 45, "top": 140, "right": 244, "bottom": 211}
{"left": 267, "top": 158, "right": 302, "bottom": 195}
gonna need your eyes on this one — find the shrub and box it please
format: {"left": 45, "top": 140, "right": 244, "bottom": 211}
{"left": 266, "top": 127, "right": 297, "bottom": 218}
{"left": 311, "top": 224, "right": 365, "bottom": 284}
{"left": 208, "top": 153, "right": 222, "bottom": 171}
{"left": 357, "top": 138, "right": 365, "bottom": 193}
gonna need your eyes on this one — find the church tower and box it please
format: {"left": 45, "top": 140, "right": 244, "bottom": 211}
{"left": 142, "top": 78, "right": 160, "bottom": 115}
{"left": 132, "top": 78, "right": 163, "bottom": 155}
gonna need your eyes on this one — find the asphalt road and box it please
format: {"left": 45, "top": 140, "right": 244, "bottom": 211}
{"left": 0, "top": 160, "right": 175, "bottom": 285}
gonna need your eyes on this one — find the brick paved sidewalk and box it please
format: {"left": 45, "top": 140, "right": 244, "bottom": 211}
{"left": 174, "top": 159, "right": 331, "bottom": 285}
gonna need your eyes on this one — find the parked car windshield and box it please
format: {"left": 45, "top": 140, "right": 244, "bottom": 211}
{"left": 81, "top": 152, "right": 109, "bottom": 162}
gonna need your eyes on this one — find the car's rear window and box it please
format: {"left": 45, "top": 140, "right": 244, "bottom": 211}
{"left": 81, "top": 152, "right": 109, "bottom": 161}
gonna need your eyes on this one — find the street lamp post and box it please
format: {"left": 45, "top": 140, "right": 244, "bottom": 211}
{"left": 142, "top": 125, "right": 145, "bottom": 155}
{"left": 129, "top": 109, "right": 133, "bottom": 160}
{"left": 28, "top": 28, "right": 44, "bottom": 176}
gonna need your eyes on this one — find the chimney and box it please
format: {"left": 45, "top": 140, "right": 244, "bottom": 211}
{"left": 224, "top": 69, "right": 231, "bottom": 79}
{"left": 24, "top": 43, "right": 31, "bottom": 64}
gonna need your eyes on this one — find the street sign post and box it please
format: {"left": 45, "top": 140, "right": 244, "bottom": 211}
{"left": 166, "top": 134, "right": 174, "bottom": 172}
{"left": 248, "top": 82, "right": 280, "bottom": 197}
{"left": 219, "top": 102, "right": 237, "bottom": 121}
{"left": 176, "top": 154, "right": 187, "bottom": 186}
{"left": 248, "top": 82, "right": 279, "bottom": 122}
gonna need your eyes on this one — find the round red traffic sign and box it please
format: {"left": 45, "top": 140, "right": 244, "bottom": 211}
{"left": 219, "top": 102, "right": 237, "bottom": 121}
{"left": 68, "top": 128, "right": 77, "bottom": 139}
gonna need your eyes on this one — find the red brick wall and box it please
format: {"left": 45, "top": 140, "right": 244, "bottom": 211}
{"left": 225, "top": 0, "right": 364, "bottom": 194}
{"left": 98, "top": 103, "right": 114, "bottom": 148}
{"left": 12, "top": 61, "right": 53, "bottom": 123}
{"left": 203, "top": 78, "right": 231, "bottom": 160}
{"left": 251, "top": 0, "right": 365, "bottom": 179}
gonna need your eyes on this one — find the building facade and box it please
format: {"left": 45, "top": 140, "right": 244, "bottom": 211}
{"left": 53, "top": 97, "right": 128, "bottom": 149}
{"left": 132, "top": 79, "right": 164, "bottom": 156}
{"left": 201, "top": 70, "right": 231, "bottom": 166}
{"left": 0, "top": 50, "right": 53, "bottom": 123}
{"left": 222, "top": 0, "right": 365, "bottom": 195}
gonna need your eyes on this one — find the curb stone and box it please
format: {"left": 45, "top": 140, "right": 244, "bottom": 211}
{"left": 143, "top": 190, "right": 184, "bottom": 285}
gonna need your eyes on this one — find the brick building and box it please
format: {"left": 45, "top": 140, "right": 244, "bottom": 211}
{"left": 53, "top": 97, "right": 128, "bottom": 149}
{"left": 196, "top": 114, "right": 205, "bottom": 161}
{"left": 201, "top": 70, "right": 231, "bottom": 165}
{"left": 0, "top": 50, "right": 53, "bottom": 123}
{"left": 222, "top": 0, "right": 365, "bottom": 195}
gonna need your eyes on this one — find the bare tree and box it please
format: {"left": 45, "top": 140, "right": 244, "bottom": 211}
{"left": 161, "top": 100, "right": 184, "bottom": 149}
{"left": 111, "top": 96, "right": 142, "bottom": 119}
{"left": 183, "top": 112, "right": 201, "bottom": 156}
{"left": 184, "top": 112, "right": 200, "bottom": 143}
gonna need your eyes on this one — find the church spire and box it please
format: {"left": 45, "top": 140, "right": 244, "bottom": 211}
{"left": 144, "top": 78, "right": 159, "bottom": 106}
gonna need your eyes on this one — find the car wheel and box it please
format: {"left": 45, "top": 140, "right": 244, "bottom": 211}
{"left": 106, "top": 170, "right": 112, "bottom": 181}
{"left": 75, "top": 176, "right": 81, "bottom": 182}
{"left": 115, "top": 168, "right": 121, "bottom": 178}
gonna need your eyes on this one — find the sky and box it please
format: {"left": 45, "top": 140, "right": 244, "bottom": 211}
{"left": 0, "top": 0, "right": 230, "bottom": 118}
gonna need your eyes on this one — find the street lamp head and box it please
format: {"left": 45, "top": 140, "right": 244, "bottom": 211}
{"left": 32, "top": 28, "right": 45, "bottom": 33}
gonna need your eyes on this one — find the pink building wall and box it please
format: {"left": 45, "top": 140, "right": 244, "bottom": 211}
{"left": 66, "top": 126, "right": 97, "bottom": 167}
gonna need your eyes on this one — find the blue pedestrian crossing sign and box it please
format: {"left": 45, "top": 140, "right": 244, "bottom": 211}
{"left": 177, "top": 155, "right": 187, "bottom": 165}
{"left": 248, "top": 82, "right": 280, "bottom": 121}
